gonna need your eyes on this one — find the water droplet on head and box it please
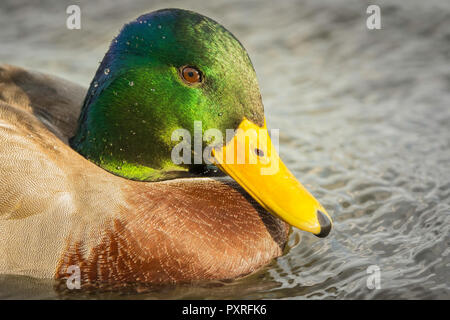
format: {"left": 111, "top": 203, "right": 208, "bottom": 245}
{"left": 104, "top": 68, "right": 110, "bottom": 75}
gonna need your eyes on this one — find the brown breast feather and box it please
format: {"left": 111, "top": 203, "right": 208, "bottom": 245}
{"left": 55, "top": 178, "right": 289, "bottom": 287}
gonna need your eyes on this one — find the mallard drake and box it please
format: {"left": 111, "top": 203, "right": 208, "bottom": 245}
{"left": 0, "top": 8, "right": 331, "bottom": 287}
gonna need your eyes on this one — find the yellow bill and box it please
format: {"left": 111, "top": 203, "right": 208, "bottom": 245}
{"left": 211, "top": 118, "right": 332, "bottom": 237}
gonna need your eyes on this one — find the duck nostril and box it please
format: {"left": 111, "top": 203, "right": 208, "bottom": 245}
{"left": 315, "top": 210, "right": 332, "bottom": 238}
{"left": 254, "top": 148, "right": 264, "bottom": 157}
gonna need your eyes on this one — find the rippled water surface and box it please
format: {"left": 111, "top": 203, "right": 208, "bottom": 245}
{"left": 0, "top": 0, "right": 449, "bottom": 299}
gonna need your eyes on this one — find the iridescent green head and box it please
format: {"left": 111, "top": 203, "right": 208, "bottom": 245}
{"left": 70, "top": 8, "right": 264, "bottom": 181}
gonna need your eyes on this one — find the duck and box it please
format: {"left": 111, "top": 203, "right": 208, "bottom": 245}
{"left": 0, "top": 8, "right": 332, "bottom": 288}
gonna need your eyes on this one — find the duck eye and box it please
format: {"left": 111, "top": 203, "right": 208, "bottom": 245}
{"left": 181, "top": 66, "right": 202, "bottom": 84}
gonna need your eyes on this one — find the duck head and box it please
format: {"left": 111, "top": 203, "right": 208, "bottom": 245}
{"left": 70, "top": 8, "right": 332, "bottom": 237}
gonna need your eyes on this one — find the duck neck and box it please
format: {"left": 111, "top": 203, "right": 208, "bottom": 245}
{"left": 70, "top": 91, "right": 190, "bottom": 182}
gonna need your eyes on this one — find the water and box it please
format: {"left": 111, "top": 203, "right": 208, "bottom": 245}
{"left": 0, "top": 0, "right": 449, "bottom": 299}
